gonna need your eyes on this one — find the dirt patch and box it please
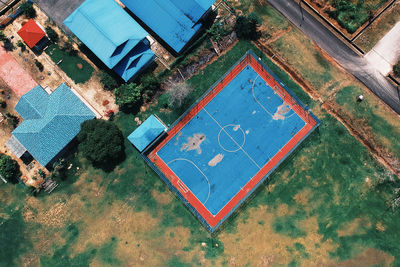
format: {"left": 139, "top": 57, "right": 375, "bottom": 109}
{"left": 337, "top": 248, "right": 394, "bottom": 266}
{"left": 337, "top": 217, "right": 371, "bottom": 237}
{"left": 219, "top": 206, "right": 338, "bottom": 266}
{"left": 152, "top": 190, "right": 172, "bottom": 205}
{"left": 181, "top": 133, "right": 206, "bottom": 154}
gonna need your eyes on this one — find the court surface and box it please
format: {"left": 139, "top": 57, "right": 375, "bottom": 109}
{"left": 148, "top": 52, "right": 319, "bottom": 231}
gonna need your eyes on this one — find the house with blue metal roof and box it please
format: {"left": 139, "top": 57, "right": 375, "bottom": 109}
{"left": 6, "top": 84, "right": 95, "bottom": 167}
{"left": 128, "top": 115, "right": 167, "bottom": 152}
{"left": 121, "top": 0, "right": 216, "bottom": 54}
{"left": 64, "top": 0, "right": 155, "bottom": 82}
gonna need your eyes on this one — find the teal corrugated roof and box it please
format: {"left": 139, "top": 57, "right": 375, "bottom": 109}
{"left": 15, "top": 85, "right": 48, "bottom": 120}
{"left": 121, "top": 0, "right": 211, "bottom": 53}
{"left": 113, "top": 40, "right": 155, "bottom": 82}
{"left": 64, "top": 0, "right": 149, "bottom": 69}
{"left": 128, "top": 115, "right": 166, "bottom": 152}
{"left": 12, "top": 84, "right": 95, "bottom": 166}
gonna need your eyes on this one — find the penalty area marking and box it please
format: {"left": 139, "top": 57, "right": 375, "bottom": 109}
{"left": 167, "top": 158, "right": 211, "bottom": 205}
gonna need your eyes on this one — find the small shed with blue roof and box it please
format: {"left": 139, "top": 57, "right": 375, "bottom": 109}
{"left": 6, "top": 84, "right": 95, "bottom": 167}
{"left": 128, "top": 115, "right": 167, "bottom": 153}
{"left": 64, "top": 0, "right": 155, "bottom": 82}
{"left": 121, "top": 0, "right": 215, "bottom": 54}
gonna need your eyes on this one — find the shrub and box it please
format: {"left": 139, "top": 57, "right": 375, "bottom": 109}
{"left": 234, "top": 15, "right": 260, "bottom": 40}
{"left": 6, "top": 113, "right": 19, "bottom": 128}
{"left": 34, "top": 59, "right": 43, "bottom": 72}
{"left": 19, "top": 1, "right": 36, "bottom": 19}
{"left": 0, "top": 154, "right": 21, "bottom": 184}
{"left": 393, "top": 61, "right": 400, "bottom": 78}
{"left": 99, "top": 71, "right": 118, "bottom": 91}
{"left": 45, "top": 26, "right": 59, "bottom": 43}
{"left": 207, "top": 23, "right": 230, "bottom": 42}
{"left": 17, "top": 40, "right": 26, "bottom": 52}
{"left": 0, "top": 98, "right": 6, "bottom": 108}
{"left": 114, "top": 83, "right": 142, "bottom": 112}
{"left": 77, "top": 119, "right": 125, "bottom": 170}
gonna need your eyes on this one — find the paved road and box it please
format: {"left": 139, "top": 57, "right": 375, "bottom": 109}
{"left": 267, "top": 0, "right": 400, "bottom": 114}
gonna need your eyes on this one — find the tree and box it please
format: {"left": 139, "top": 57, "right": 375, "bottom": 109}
{"left": 45, "top": 26, "right": 59, "bottom": 43}
{"left": 19, "top": 1, "right": 36, "bottom": 19}
{"left": 34, "top": 59, "right": 43, "bottom": 72}
{"left": 234, "top": 15, "right": 260, "bottom": 40}
{"left": 6, "top": 112, "right": 19, "bottom": 128}
{"left": 141, "top": 74, "right": 160, "bottom": 102}
{"left": 99, "top": 71, "right": 118, "bottom": 91}
{"left": 77, "top": 119, "right": 125, "bottom": 170}
{"left": 114, "top": 83, "right": 142, "bottom": 112}
{"left": 61, "top": 41, "right": 77, "bottom": 56}
{"left": 0, "top": 154, "right": 21, "bottom": 184}
{"left": 167, "top": 82, "right": 192, "bottom": 108}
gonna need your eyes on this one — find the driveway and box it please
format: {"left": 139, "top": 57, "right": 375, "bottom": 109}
{"left": 266, "top": 0, "right": 400, "bottom": 114}
{"left": 365, "top": 21, "right": 400, "bottom": 76}
{"left": 34, "top": 0, "right": 85, "bottom": 32}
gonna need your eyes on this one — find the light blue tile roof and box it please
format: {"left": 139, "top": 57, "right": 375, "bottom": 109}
{"left": 128, "top": 115, "right": 166, "bottom": 152}
{"left": 113, "top": 39, "right": 155, "bottom": 82}
{"left": 64, "top": 0, "right": 149, "bottom": 69}
{"left": 12, "top": 84, "right": 95, "bottom": 166}
{"left": 121, "top": 0, "right": 214, "bottom": 53}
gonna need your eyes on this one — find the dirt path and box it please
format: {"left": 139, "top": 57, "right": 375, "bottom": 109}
{"left": 365, "top": 21, "right": 400, "bottom": 75}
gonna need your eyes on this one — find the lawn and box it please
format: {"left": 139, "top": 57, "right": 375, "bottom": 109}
{"left": 355, "top": 1, "right": 400, "bottom": 52}
{"left": 1, "top": 39, "right": 400, "bottom": 266}
{"left": 46, "top": 44, "right": 93, "bottom": 84}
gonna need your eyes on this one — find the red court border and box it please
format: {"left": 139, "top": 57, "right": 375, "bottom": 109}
{"left": 148, "top": 54, "right": 318, "bottom": 229}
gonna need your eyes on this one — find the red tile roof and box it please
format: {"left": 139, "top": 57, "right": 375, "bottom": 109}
{"left": 17, "top": 19, "right": 46, "bottom": 48}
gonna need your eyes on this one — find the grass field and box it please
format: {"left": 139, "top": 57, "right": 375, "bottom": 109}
{"left": 1, "top": 1, "right": 400, "bottom": 265}
{"left": 46, "top": 44, "right": 93, "bottom": 84}
{"left": 1, "top": 39, "right": 400, "bottom": 266}
{"left": 355, "top": 1, "right": 400, "bottom": 52}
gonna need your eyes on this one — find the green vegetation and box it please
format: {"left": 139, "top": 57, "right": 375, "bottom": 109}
{"left": 2, "top": 2, "right": 400, "bottom": 265}
{"left": 234, "top": 15, "right": 260, "bottom": 40}
{"left": 34, "top": 59, "right": 43, "bottom": 72}
{"left": 141, "top": 74, "right": 161, "bottom": 102}
{"left": 5, "top": 112, "right": 19, "bottom": 129}
{"left": 19, "top": 1, "right": 36, "bottom": 19}
{"left": 114, "top": 83, "right": 142, "bottom": 112}
{"left": 0, "top": 31, "right": 6, "bottom": 41}
{"left": 16, "top": 40, "right": 26, "bottom": 52}
{"left": 45, "top": 26, "right": 59, "bottom": 43}
{"left": 46, "top": 44, "right": 93, "bottom": 84}
{"left": 327, "top": 0, "right": 388, "bottom": 34}
{"left": 99, "top": 71, "right": 118, "bottom": 91}
{"left": 355, "top": 1, "right": 400, "bottom": 51}
{"left": 77, "top": 119, "right": 125, "bottom": 171}
{"left": 207, "top": 23, "right": 231, "bottom": 42}
{"left": 0, "top": 154, "right": 21, "bottom": 183}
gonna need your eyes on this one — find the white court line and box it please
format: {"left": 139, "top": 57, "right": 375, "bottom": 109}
{"left": 252, "top": 74, "right": 296, "bottom": 119}
{"left": 203, "top": 108, "right": 261, "bottom": 170}
{"left": 167, "top": 158, "right": 211, "bottom": 204}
